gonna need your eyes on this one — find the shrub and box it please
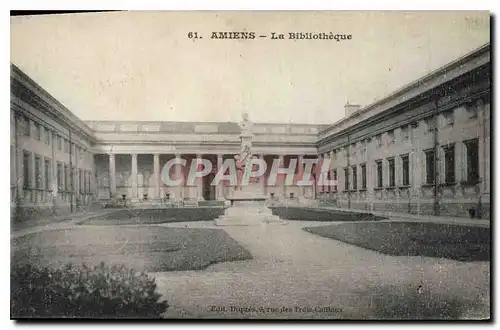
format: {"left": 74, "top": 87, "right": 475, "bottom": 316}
{"left": 11, "top": 262, "right": 169, "bottom": 318}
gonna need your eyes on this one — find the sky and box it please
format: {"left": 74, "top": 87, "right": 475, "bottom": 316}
{"left": 10, "top": 11, "right": 490, "bottom": 124}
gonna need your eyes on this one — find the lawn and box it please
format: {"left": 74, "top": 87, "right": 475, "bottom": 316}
{"left": 12, "top": 226, "right": 252, "bottom": 272}
{"left": 304, "top": 222, "right": 490, "bottom": 262}
{"left": 270, "top": 206, "right": 386, "bottom": 222}
{"left": 79, "top": 207, "right": 225, "bottom": 226}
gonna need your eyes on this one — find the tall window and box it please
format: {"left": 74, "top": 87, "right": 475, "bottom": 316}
{"left": 376, "top": 134, "right": 382, "bottom": 147}
{"left": 64, "top": 165, "right": 69, "bottom": 191}
{"left": 387, "top": 130, "right": 395, "bottom": 144}
{"left": 44, "top": 128, "right": 50, "bottom": 145}
{"left": 34, "top": 156, "right": 41, "bottom": 189}
{"left": 426, "top": 117, "right": 436, "bottom": 132}
{"left": 443, "top": 144, "right": 455, "bottom": 183}
{"left": 443, "top": 110, "right": 454, "bottom": 126}
{"left": 425, "top": 150, "right": 435, "bottom": 184}
{"left": 57, "top": 135, "right": 62, "bottom": 150}
{"left": 466, "top": 103, "right": 478, "bottom": 119}
{"left": 23, "top": 151, "right": 31, "bottom": 188}
{"left": 34, "top": 123, "right": 41, "bottom": 141}
{"left": 388, "top": 158, "right": 395, "bottom": 187}
{"left": 401, "top": 125, "right": 409, "bottom": 140}
{"left": 44, "top": 159, "right": 51, "bottom": 190}
{"left": 57, "top": 163, "right": 63, "bottom": 189}
{"left": 401, "top": 154, "right": 410, "bottom": 186}
{"left": 361, "top": 163, "right": 367, "bottom": 189}
{"left": 332, "top": 169, "right": 337, "bottom": 192}
{"left": 79, "top": 169, "right": 83, "bottom": 192}
{"left": 23, "top": 116, "right": 30, "bottom": 136}
{"left": 465, "top": 139, "right": 479, "bottom": 182}
{"left": 344, "top": 168, "right": 349, "bottom": 191}
{"left": 376, "top": 160, "right": 383, "bottom": 188}
{"left": 352, "top": 166, "right": 357, "bottom": 190}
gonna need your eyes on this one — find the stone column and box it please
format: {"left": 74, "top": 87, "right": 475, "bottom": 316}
{"left": 216, "top": 154, "right": 224, "bottom": 200}
{"left": 259, "top": 154, "right": 266, "bottom": 196}
{"left": 323, "top": 152, "right": 330, "bottom": 194}
{"left": 329, "top": 150, "right": 335, "bottom": 199}
{"left": 174, "top": 153, "right": 182, "bottom": 201}
{"left": 15, "top": 116, "right": 24, "bottom": 202}
{"left": 153, "top": 153, "right": 160, "bottom": 199}
{"left": 297, "top": 155, "right": 304, "bottom": 198}
{"left": 109, "top": 154, "right": 116, "bottom": 199}
{"left": 51, "top": 131, "right": 57, "bottom": 207}
{"left": 131, "top": 153, "right": 138, "bottom": 202}
{"left": 196, "top": 154, "right": 204, "bottom": 201}
{"left": 411, "top": 121, "right": 423, "bottom": 214}
{"left": 366, "top": 139, "right": 374, "bottom": 211}
{"left": 317, "top": 154, "right": 323, "bottom": 198}
{"left": 278, "top": 155, "right": 285, "bottom": 199}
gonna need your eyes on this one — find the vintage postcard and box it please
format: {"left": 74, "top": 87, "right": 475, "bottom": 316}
{"left": 10, "top": 11, "right": 490, "bottom": 320}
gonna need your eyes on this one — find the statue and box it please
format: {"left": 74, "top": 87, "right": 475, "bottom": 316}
{"left": 234, "top": 112, "right": 257, "bottom": 189}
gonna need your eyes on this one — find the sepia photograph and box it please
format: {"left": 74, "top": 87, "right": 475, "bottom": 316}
{"left": 9, "top": 10, "right": 491, "bottom": 320}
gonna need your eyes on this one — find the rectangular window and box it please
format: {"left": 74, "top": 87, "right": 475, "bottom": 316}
{"left": 44, "top": 128, "right": 50, "bottom": 145}
{"left": 57, "top": 135, "right": 62, "bottom": 150}
{"left": 23, "top": 116, "right": 30, "bottom": 136}
{"left": 57, "top": 163, "right": 63, "bottom": 189}
{"left": 426, "top": 117, "right": 436, "bottom": 132}
{"left": 376, "top": 134, "right": 382, "bottom": 147}
{"left": 466, "top": 103, "right": 478, "bottom": 119}
{"left": 23, "top": 151, "right": 31, "bottom": 188}
{"left": 401, "top": 154, "right": 410, "bottom": 186}
{"left": 425, "top": 150, "right": 435, "bottom": 184}
{"left": 387, "top": 130, "right": 395, "bottom": 144}
{"left": 376, "top": 160, "right": 383, "bottom": 188}
{"left": 34, "top": 156, "right": 41, "bottom": 189}
{"left": 44, "top": 159, "right": 51, "bottom": 190}
{"left": 465, "top": 139, "right": 479, "bottom": 182}
{"left": 35, "top": 122, "right": 41, "bottom": 141}
{"left": 344, "top": 168, "right": 349, "bottom": 191}
{"left": 361, "top": 164, "right": 367, "bottom": 189}
{"left": 388, "top": 158, "right": 395, "bottom": 187}
{"left": 443, "top": 144, "right": 455, "bottom": 183}
{"left": 443, "top": 110, "right": 454, "bottom": 126}
{"left": 64, "top": 139, "right": 69, "bottom": 153}
{"left": 401, "top": 125, "right": 409, "bottom": 140}
{"left": 332, "top": 169, "right": 337, "bottom": 192}
{"left": 79, "top": 169, "right": 83, "bottom": 192}
{"left": 352, "top": 166, "right": 357, "bottom": 190}
{"left": 87, "top": 172, "right": 92, "bottom": 193}
{"left": 64, "top": 165, "right": 69, "bottom": 191}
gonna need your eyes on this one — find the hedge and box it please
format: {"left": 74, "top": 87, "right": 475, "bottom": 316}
{"left": 11, "top": 262, "right": 168, "bottom": 319}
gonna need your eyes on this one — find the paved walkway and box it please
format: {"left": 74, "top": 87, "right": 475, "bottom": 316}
{"left": 11, "top": 209, "right": 118, "bottom": 239}
{"left": 154, "top": 221, "right": 490, "bottom": 319}
{"left": 311, "top": 206, "right": 490, "bottom": 227}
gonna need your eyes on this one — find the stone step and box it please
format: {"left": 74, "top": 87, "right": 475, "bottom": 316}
{"left": 214, "top": 214, "right": 286, "bottom": 226}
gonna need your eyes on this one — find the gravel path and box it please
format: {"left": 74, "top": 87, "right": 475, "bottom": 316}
{"left": 154, "top": 221, "right": 490, "bottom": 319}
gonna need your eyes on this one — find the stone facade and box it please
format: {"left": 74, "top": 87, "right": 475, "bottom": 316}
{"left": 10, "top": 43, "right": 491, "bottom": 220}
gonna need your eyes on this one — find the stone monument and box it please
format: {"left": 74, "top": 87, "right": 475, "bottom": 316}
{"left": 215, "top": 113, "right": 284, "bottom": 226}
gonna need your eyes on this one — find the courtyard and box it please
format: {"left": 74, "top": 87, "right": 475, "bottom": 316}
{"left": 11, "top": 208, "right": 490, "bottom": 320}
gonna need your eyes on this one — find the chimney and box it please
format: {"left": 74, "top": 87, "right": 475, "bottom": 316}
{"left": 345, "top": 102, "right": 361, "bottom": 117}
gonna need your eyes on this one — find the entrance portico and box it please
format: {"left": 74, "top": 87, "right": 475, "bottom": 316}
{"left": 94, "top": 152, "right": 318, "bottom": 204}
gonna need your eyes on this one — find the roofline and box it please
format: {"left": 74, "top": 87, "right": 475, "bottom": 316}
{"left": 10, "top": 63, "right": 96, "bottom": 141}
{"left": 319, "top": 42, "right": 491, "bottom": 136}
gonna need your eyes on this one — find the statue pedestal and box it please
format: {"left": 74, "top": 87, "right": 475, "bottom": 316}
{"left": 214, "top": 195, "right": 286, "bottom": 226}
